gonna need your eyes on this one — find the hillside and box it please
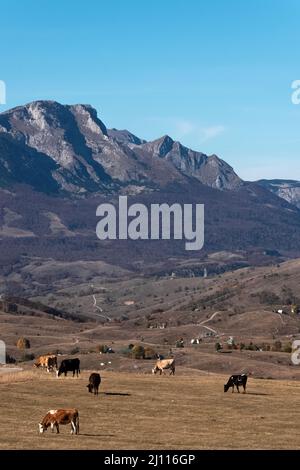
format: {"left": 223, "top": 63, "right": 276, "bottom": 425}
{"left": 2, "top": 258, "right": 300, "bottom": 380}
{"left": 1, "top": 179, "right": 300, "bottom": 297}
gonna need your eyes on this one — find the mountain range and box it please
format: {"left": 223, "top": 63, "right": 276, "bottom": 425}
{"left": 0, "top": 100, "right": 243, "bottom": 194}
{"left": 257, "top": 179, "right": 300, "bottom": 209}
{"left": 1, "top": 100, "right": 299, "bottom": 204}
{"left": 0, "top": 100, "right": 300, "bottom": 295}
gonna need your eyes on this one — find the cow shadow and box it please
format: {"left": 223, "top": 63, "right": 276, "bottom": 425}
{"left": 80, "top": 433, "right": 116, "bottom": 437}
{"left": 245, "top": 392, "right": 269, "bottom": 396}
{"left": 102, "top": 392, "right": 131, "bottom": 396}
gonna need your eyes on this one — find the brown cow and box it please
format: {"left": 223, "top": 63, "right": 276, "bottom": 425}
{"left": 38, "top": 409, "right": 79, "bottom": 434}
{"left": 87, "top": 373, "right": 101, "bottom": 395}
{"left": 152, "top": 358, "right": 175, "bottom": 375}
{"left": 34, "top": 355, "right": 57, "bottom": 372}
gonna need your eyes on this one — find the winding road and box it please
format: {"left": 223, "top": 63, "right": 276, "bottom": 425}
{"left": 91, "top": 286, "right": 112, "bottom": 322}
{"left": 197, "top": 310, "right": 223, "bottom": 335}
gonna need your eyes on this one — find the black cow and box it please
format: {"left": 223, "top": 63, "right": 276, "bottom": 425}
{"left": 57, "top": 358, "right": 80, "bottom": 377}
{"left": 87, "top": 373, "right": 101, "bottom": 395}
{"left": 224, "top": 374, "right": 247, "bottom": 393}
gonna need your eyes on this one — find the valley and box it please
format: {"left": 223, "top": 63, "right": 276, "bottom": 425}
{"left": 2, "top": 259, "right": 300, "bottom": 381}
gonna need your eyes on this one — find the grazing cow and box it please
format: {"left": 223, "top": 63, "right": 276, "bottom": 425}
{"left": 224, "top": 374, "right": 247, "bottom": 393}
{"left": 152, "top": 358, "right": 175, "bottom": 375}
{"left": 34, "top": 355, "right": 57, "bottom": 372}
{"left": 46, "top": 355, "right": 58, "bottom": 372}
{"left": 39, "top": 409, "right": 79, "bottom": 434}
{"left": 56, "top": 358, "right": 80, "bottom": 377}
{"left": 87, "top": 373, "right": 101, "bottom": 395}
{"left": 34, "top": 355, "right": 49, "bottom": 370}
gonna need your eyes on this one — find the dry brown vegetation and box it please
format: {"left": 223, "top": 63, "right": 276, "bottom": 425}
{"left": 0, "top": 369, "right": 300, "bottom": 450}
{"left": 2, "top": 260, "right": 300, "bottom": 449}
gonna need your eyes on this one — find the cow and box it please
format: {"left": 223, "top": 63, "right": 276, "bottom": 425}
{"left": 34, "top": 355, "right": 49, "bottom": 370}
{"left": 152, "top": 358, "right": 175, "bottom": 375}
{"left": 87, "top": 373, "right": 101, "bottom": 395}
{"left": 46, "top": 355, "right": 57, "bottom": 372}
{"left": 34, "top": 355, "right": 57, "bottom": 372}
{"left": 224, "top": 374, "right": 248, "bottom": 393}
{"left": 56, "top": 358, "right": 80, "bottom": 377}
{"left": 39, "top": 409, "right": 79, "bottom": 435}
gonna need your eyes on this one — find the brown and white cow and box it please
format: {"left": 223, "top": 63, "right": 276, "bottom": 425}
{"left": 38, "top": 409, "right": 79, "bottom": 434}
{"left": 34, "top": 355, "right": 57, "bottom": 372}
{"left": 152, "top": 358, "right": 175, "bottom": 375}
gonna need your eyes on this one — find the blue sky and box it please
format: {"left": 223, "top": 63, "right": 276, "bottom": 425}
{"left": 0, "top": 0, "right": 300, "bottom": 180}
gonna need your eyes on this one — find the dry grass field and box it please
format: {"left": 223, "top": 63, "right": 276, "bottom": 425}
{"left": 0, "top": 369, "right": 299, "bottom": 450}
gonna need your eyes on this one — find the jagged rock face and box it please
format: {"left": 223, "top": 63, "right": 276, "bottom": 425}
{"left": 0, "top": 101, "right": 113, "bottom": 193}
{"left": 138, "top": 136, "right": 242, "bottom": 190}
{"left": 257, "top": 180, "right": 300, "bottom": 209}
{"left": 107, "top": 128, "right": 146, "bottom": 146}
{"left": 0, "top": 133, "right": 60, "bottom": 193}
{"left": 0, "top": 100, "right": 242, "bottom": 195}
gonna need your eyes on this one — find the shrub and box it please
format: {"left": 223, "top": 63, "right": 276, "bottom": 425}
{"left": 16, "top": 337, "right": 30, "bottom": 350}
{"left": 131, "top": 345, "right": 145, "bottom": 359}
{"left": 253, "top": 290, "right": 281, "bottom": 305}
{"left": 239, "top": 343, "right": 245, "bottom": 351}
{"left": 272, "top": 340, "right": 282, "bottom": 352}
{"left": 97, "top": 344, "right": 109, "bottom": 354}
{"left": 259, "top": 343, "right": 270, "bottom": 351}
{"left": 70, "top": 347, "right": 80, "bottom": 355}
{"left": 283, "top": 343, "right": 292, "bottom": 353}
{"left": 281, "top": 286, "right": 298, "bottom": 305}
{"left": 215, "top": 342, "right": 222, "bottom": 352}
{"left": 144, "top": 347, "right": 157, "bottom": 359}
{"left": 291, "top": 304, "right": 299, "bottom": 315}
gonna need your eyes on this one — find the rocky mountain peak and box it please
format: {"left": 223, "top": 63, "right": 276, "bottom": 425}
{"left": 107, "top": 128, "right": 146, "bottom": 146}
{"left": 0, "top": 100, "right": 243, "bottom": 195}
{"left": 257, "top": 179, "right": 300, "bottom": 209}
{"left": 68, "top": 103, "right": 108, "bottom": 138}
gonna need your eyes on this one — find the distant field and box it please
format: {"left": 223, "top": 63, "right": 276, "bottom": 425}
{"left": 0, "top": 369, "right": 299, "bottom": 449}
